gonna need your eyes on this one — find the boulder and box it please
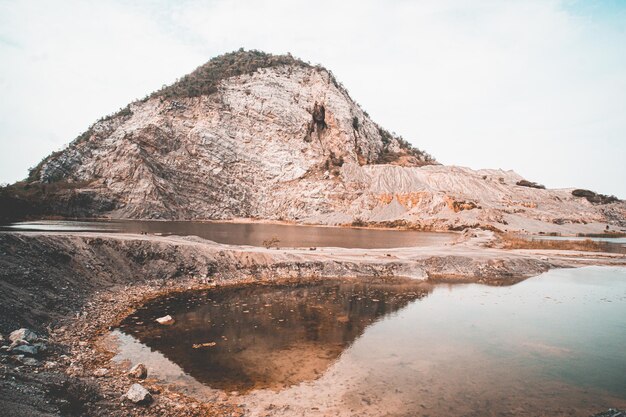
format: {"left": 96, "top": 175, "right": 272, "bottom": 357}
{"left": 9, "top": 328, "right": 38, "bottom": 343}
{"left": 125, "top": 383, "right": 152, "bottom": 404}
{"left": 128, "top": 363, "right": 148, "bottom": 379}
{"left": 11, "top": 344, "right": 38, "bottom": 356}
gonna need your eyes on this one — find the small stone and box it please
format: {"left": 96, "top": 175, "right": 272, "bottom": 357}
{"left": 125, "top": 383, "right": 152, "bottom": 404}
{"left": 156, "top": 315, "right": 174, "bottom": 325}
{"left": 9, "top": 328, "right": 38, "bottom": 343}
{"left": 128, "top": 363, "right": 148, "bottom": 379}
{"left": 192, "top": 342, "right": 216, "bottom": 349}
{"left": 11, "top": 345, "right": 38, "bottom": 356}
{"left": 21, "top": 357, "right": 40, "bottom": 366}
{"left": 93, "top": 368, "right": 109, "bottom": 377}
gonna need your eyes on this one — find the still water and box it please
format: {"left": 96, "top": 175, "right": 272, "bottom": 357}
{"left": 113, "top": 267, "right": 626, "bottom": 416}
{"left": 531, "top": 234, "right": 626, "bottom": 253}
{"left": 1, "top": 220, "right": 455, "bottom": 248}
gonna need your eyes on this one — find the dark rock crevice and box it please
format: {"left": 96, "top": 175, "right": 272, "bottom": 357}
{"left": 312, "top": 102, "right": 327, "bottom": 131}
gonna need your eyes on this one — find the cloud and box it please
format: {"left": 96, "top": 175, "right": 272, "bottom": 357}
{"left": 0, "top": 0, "right": 625, "bottom": 197}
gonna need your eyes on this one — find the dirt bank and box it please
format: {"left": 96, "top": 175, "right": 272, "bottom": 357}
{"left": 1, "top": 230, "right": 624, "bottom": 416}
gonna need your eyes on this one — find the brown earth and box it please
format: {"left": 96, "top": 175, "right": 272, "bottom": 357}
{"left": 1, "top": 230, "right": 625, "bottom": 416}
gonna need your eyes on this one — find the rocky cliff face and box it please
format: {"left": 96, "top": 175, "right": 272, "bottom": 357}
{"left": 17, "top": 50, "right": 626, "bottom": 233}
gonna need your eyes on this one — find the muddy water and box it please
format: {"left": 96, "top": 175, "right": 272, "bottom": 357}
{"left": 113, "top": 268, "right": 626, "bottom": 416}
{"left": 115, "top": 278, "right": 429, "bottom": 392}
{"left": 1, "top": 220, "right": 455, "bottom": 248}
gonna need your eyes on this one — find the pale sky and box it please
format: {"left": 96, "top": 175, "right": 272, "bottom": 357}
{"left": 1, "top": 0, "right": 625, "bottom": 197}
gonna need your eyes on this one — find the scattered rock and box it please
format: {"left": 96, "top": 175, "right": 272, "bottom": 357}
{"left": 10, "top": 344, "right": 38, "bottom": 356}
{"left": 21, "top": 357, "right": 40, "bottom": 366}
{"left": 9, "top": 328, "right": 38, "bottom": 343}
{"left": 128, "top": 363, "right": 148, "bottom": 379}
{"left": 93, "top": 368, "right": 109, "bottom": 377}
{"left": 125, "top": 383, "right": 153, "bottom": 404}
{"left": 156, "top": 315, "right": 174, "bottom": 325}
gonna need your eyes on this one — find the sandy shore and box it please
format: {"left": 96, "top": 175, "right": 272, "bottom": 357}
{"left": 1, "top": 230, "right": 624, "bottom": 416}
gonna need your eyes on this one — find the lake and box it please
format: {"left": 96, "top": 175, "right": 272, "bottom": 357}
{"left": 112, "top": 266, "right": 626, "bottom": 416}
{"left": 1, "top": 220, "right": 455, "bottom": 248}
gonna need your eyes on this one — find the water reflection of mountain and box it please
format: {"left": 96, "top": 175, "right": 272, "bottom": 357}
{"left": 120, "top": 278, "right": 432, "bottom": 392}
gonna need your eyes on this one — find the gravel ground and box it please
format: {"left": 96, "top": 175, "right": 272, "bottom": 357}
{"left": 1, "top": 231, "right": 624, "bottom": 416}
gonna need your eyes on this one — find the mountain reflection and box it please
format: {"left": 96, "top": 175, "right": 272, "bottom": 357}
{"left": 119, "top": 278, "right": 431, "bottom": 392}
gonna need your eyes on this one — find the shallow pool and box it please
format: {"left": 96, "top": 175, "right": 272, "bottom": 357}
{"left": 112, "top": 267, "right": 626, "bottom": 416}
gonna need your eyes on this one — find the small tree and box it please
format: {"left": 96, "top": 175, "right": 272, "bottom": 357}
{"left": 262, "top": 236, "right": 280, "bottom": 249}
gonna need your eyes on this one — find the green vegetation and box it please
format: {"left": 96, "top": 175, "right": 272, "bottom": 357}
{"left": 324, "top": 151, "right": 345, "bottom": 174}
{"left": 516, "top": 180, "right": 545, "bottom": 189}
{"left": 262, "top": 236, "right": 281, "bottom": 249}
{"left": 375, "top": 126, "right": 435, "bottom": 166}
{"left": 500, "top": 233, "right": 625, "bottom": 254}
{"left": 0, "top": 181, "right": 89, "bottom": 222}
{"left": 572, "top": 189, "right": 619, "bottom": 205}
{"left": 348, "top": 218, "right": 423, "bottom": 230}
{"left": 153, "top": 49, "right": 311, "bottom": 100}
{"left": 351, "top": 217, "right": 367, "bottom": 227}
{"left": 27, "top": 150, "right": 63, "bottom": 182}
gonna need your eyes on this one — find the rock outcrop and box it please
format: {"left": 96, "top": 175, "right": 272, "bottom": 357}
{"left": 128, "top": 363, "right": 148, "bottom": 379}
{"left": 9, "top": 50, "right": 624, "bottom": 233}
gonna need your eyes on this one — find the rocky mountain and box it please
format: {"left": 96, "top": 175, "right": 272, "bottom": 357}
{"left": 3, "top": 50, "right": 625, "bottom": 233}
